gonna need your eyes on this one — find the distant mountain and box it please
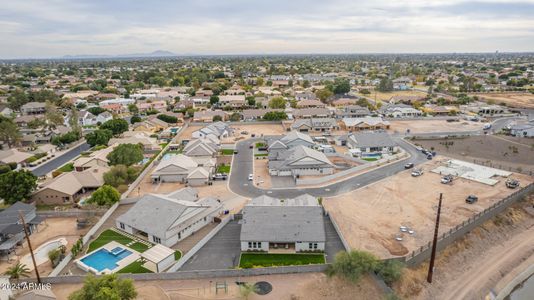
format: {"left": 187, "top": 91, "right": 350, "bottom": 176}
{"left": 61, "top": 50, "right": 177, "bottom": 59}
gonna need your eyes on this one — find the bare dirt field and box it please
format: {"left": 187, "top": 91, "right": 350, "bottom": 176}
{"left": 393, "top": 195, "right": 534, "bottom": 300}
{"left": 389, "top": 120, "right": 483, "bottom": 134}
{"left": 51, "top": 272, "right": 384, "bottom": 300}
{"left": 323, "top": 156, "right": 533, "bottom": 259}
{"left": 359, "top": 90, "right": 427, "bottom": 102}
{"left": 0, "top": 218, "right": 90, "bottom": 276}
{"left": 224, "top": 123, "right": 286, "bottom": 143}
{"left": 470, "top": 92, "right": 534, "bottom": 109}
{"left": 414, "top": 135, "right": 534, "bottom": 174}
{"left": 254, "top": 158, "right": 273, "bottom": 188}
{"left": 180, "top": 125, "right": 203, "bottom": 140}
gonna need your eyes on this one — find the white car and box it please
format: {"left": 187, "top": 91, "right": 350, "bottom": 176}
{"left": 248, "top": 174, "right": 254, "bottom": 181}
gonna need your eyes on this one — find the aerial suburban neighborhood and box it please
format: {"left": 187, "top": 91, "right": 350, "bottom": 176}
{"left": 0, "top": 1, "right": 533, "bottom": 300}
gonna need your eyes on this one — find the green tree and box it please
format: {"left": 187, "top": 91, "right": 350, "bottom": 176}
{"left": 268, "top": 97, "right": 286, "bottom": 109}
{"left": 262, "top": 111, "right": 287, "bottom": 121}
{"left": 103, "top": 165, "right": 139, "bottom": 187}
{"left": 377, "top": 78, "right": 394, "bottom": 92}
{"left": 315, "top": 89, "right": 333, "bottom": 102}
{"left": 0, "top": 170, "right": 37, "bottom": 204}
{"left": 333, "top": 78, "right": 351, "bottom": 94}
{"left": 157, "top": 114, "right": 178, "bottom": 123}
{"left": 213, "top": 115, "right": 223, "bottom": 122}
{"left": 4, "top": 263, "right": 30, "bottom": 279}
{"left": 100, "top": 119, "right": 129, "bottom": 136}
{"left": 87, "top": 107, "right": 107, "bottom": 115}
{"left": 376, "top": 260, "right": 404, "bottom": 285}
{"left": 7, "top": 89, "right": 29, "bottom": 110}
{"left": 327, "top": 250, "right": 380, "bottom": 283}
{"left": 69, "top": 274, "right": 137, "bottom": 300}
{"left": 210, "top": 95, "right": 220, "bottom": 105}
{"left": 256, "top": 77, "right": 264, "bottom": 86}
{"left": 45, "top": 101, "right": 64, "bottom": 130}
{"left": 0, "top": 116, "right": 22, "bottom": 147}
{"left": 229, "top": 112, "right": 241, "bottom": 121}
{"left": 106, "top": 143, "right": 144, "bottom": 166}
{"left": 85, "top": 129, "right": 113, "bottom": 147}
{"left": 87, "top": 185, "right": 121, "bottom": 206}
{"left": 127, "top": 103, "right": 138, "bottom": 114}
{"left": 130, "top": 115, "right": 142, "bottom": 124}
{"left": 246, "top": 96, "right": 256, "bottom": 106}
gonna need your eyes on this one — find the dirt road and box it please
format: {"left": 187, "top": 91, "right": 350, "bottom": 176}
{"left": 441, "top": 223, "right": 534, "bottom": 300}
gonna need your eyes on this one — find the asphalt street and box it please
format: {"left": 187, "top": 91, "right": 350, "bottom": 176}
{"left": 229, "top": 136, "right": 427, "bottom": 198}
{"left": 31, "top": 142, "right": 90, "bottom": 177}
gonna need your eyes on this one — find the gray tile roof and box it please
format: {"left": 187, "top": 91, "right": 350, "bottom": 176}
{"left": 241, "top": 205, "right": 325, "bottom": 242}
{"left": 347, "top": 131, "right": 396, "bottom": 148}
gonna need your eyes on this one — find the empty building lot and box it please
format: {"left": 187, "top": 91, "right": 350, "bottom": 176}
{"left": 324, "top": 156, "right": 533, "bottom": 259}
{"left": 389, "top": 119, "right": 483, "bottom": 134}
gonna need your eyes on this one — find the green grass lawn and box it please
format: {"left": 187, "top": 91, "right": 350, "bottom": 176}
{"left": 174, "top": 250, "right": 182, "bottom": 260}
{"left": 255, "top": 142, "right": 266, "bottom": 148}
{"left": 117, "top": 260, "right": 153, "bottom": 274}
{"left": 254, "top": 153, "right": 268, "bottom": 157}
{"left": 217, "top": 164, "right": 231, "bottom": 173}
{"left": 57, "top": 162, "right": 74, "bottom": 172}
{"left": 362, "top": 157, "right": 379, "bottom": 162}
{"left": 87, "top": 229, "right": 151, "bottom": 253}
{"left": 220, "top": 149, "right": 235, "bottom": 155}
{"left": 239, "top": 253, "right": 325, "bottom": 268}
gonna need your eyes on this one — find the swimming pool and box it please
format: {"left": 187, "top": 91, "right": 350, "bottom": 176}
{"left": 80, "top": 247, "right": 133, "bottom": 272}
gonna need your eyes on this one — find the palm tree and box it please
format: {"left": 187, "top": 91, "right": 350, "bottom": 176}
{"left": 4, "top": 262, "right": 30, "bottom": 279}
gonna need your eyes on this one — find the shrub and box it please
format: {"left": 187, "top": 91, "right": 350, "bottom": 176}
{"left": 0, "top": 165, "right": 11, "bottom": 174}
{"left": 26, "top": 157, "right": 37, "bottom": 163}
{"left": 8, "top": 162, "right": 17, "bottom": 170}
{"left": 107, "top": 144, "right": 144, "bottom": 166}
{"left": 87, "top": 185, "right": 120, "bottom": 206}
{"left": 327, "top": 250, "right": 379, "bottom": 283}
{"left": 376, "top": 260, "right": 404, "bottom": 285}
{"left": 157, "top": 114, "right": 178, "bottom": 123}
{"left": 52, "top": 170, "right": 63, "bottom": 178}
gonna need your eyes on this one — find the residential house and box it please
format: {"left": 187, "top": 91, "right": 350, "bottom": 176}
{"left": 334, "top": 105, "right": 370, "bottom": 119}
{"left": 240, "top": 195, "right": 325, "bottom": 252}
{"left": 100, "top": 103, "right": 124, "bottom": 115}
{"left": 73, "top": 145, "right": 115, "bottom": 171}
{"left": 133, "top": 117, "right": 169, "bottom": 133}
{"left": 31, "top": 166, "right": 109, "bottom": 204}
{"left": 296, "top": 99, "right": 325, "bottom": 108}
{"left": 151, "top": 154, "right": 213, "bottom": 186}
{"left": 218, "top": 95, "right": 246, "bottom": 108}
{"left": 115, "top": 191, "right": 223, "bottom": 247}
{"left": 99, "top": 98, "right": 135, "bottom": 107}
{"left": 191, "top": 122, "right": 231, "bottom": 139}
{"left": 332, "top": 98, "right": 359, "bottom": 107}
{"left": 422, "top": 104, "right": 458, "bottom": 116}
{"left": 0, "top": 149, "right": 33, "bottom": 165}
{"left": 295, "top": 91, "right": 316, "bottom": 101}
{"left": 291, "top": 108, "right": 331, "bottom": 119}
{"left": 183, "top": 138, "right": 219, "bottom": 158}
{"left": 137, "top": 100, "right": 167, "bottom": 113}
{"left": 268, "top": 145, "right": 335, "bottom": 177}
{"left": 267, "top": 131, "right": 315, "bottom": 159}
{"left": 20, "top": 102, "right": 46, "bottom": 115}
{"left": 337, "top": 131, "right": 398, "bottom": 157}
{"left": 510, "top": 123, "right": 534, "bottom": 137}
{"left": 290, "top": 118, "right": 339, "bottom": 132}
{"left": 192, "top": 110, "right": 228, "bottom": 123}
{"left": 341, "top": 117, "right": 391, "bottom": 131}
{"left": 380, "top": 104, "right": 422, "bottom": 118}
{"left": 109, "top": 132, "right": 161, "bottom": 152}
{"left": 241, "top": 109, "right": 282, "bottom": 121}
{"left": 0, "top": 202, "right": 43, "bottom": 258}
{"left": 392, "top": 76, "right": 413, "bottom": 90}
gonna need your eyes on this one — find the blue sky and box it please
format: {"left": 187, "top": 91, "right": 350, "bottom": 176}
{"left": 1, "top": 0, "right": 533, "bottom": 58}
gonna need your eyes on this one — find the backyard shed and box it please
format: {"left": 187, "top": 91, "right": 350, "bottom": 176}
{"left": 140, "top": 244, "right": 175, "bottom": 272}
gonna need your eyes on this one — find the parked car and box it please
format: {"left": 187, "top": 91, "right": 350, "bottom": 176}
{"left": 249, "top": 144, "right": 253, "bottom": 149}
{"left": 506, "top": 179, "right": 520, "bottom": 189}
{"left": 466, "top": 195, "right": 478, "bottom": 204}
{"left": 404, "top": 163, "right": 414, "bottom": 169}
{"left": 212, "top": 173, "right": 228, "bottom": 180}
{"left": 426, "top": 154, "right": 433, "bottom": 160}
{"left": 233, "top": 150, "right": 239, "bottom": 154}
{"left": 411, "top": 169, "right": 423, "bottom": 177}
{"left": 251, "top": 133, "right": 256, "bottom": 137}
{"left": 241, "top": 131, "right": 248, "bottom": 135}
{"left": 441, "top": 175, "right": 453, "bottom": 184}
{"left": 248, "top": 174, "right": 254, "bottom": 181}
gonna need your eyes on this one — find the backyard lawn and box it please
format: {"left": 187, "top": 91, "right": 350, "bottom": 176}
{"left": 362, "top": 157, "right": 379, "bottom": 162}
{"left": 216, "top": 164, "right": 231, "bottom": 173}
{"left": 87, "top": 229, "right": 151, "bottom": 253}
{"left": 57, "top": 162, "right": 74, "bottom": 172}
{"left": 220, "top": 149, "right": 235, "bottom": 155}
{"left": 117, "top": 260, "right": 152, "bottom": 274}
{"left": 239, "top": 253, "right": 325, "bottom": 268}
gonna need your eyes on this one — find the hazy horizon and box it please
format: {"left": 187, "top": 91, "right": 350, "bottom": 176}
{"left": 1, "top": 0, "right": 534, "bottom": 59}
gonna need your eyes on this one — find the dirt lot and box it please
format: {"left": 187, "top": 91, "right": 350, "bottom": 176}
{"left": 414, "top": 135, "right": 534, "bottom": 174}
{"left": 359, "top": 90, "right": 427, "bottom": 102}
{"left": 0, "top": 218, "right": 90, "bottom": 276}
{"left": 470, "top": 92, "right": 534, "bottom": 109}
{"left": 393, "top": 195, "right": 534, "bottom": 300}
{"left": 51, "top": 272, "right": 384, "bottom": 300}
{"left": 323, "top": 156, "right": 533, "bottom": 259}
{"left": 180, "top": 125, "right": 203, "bottom": 140}
{"left": 389, "top": 120, "right": 483, "bottom": 134}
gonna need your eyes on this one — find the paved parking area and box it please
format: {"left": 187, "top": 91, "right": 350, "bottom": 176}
{"left": 180, "top": 219, "right": 242, "bottom": 271}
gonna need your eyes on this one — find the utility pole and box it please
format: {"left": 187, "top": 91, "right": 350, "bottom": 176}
{"left": 427, "top": 193, "right": 443, "bottom": 283}
{"left": 19, "top": 212, "right": 41, "bottom": 283}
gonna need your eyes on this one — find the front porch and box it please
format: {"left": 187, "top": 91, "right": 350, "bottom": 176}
{"left": 268, "top": 242, "right": 296, "bottom": 254}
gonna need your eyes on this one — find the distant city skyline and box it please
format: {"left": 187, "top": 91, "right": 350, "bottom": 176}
{"left": 1, "top": 0, "right": 534, "bottom": 59}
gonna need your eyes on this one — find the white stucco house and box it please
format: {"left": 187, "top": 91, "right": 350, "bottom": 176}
{"left": 268, "top": 145, "right": 335, "bottom": 177}
{"left": 240, "top": 194, "right": 325, "bottom": 253}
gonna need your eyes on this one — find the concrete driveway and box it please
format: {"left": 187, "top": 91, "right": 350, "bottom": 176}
{"left": 180, "top": 219, "right": 242, "bottom": 271}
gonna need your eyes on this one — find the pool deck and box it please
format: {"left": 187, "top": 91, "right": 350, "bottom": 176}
{"left": 74, "top": 241, "right": 140, "bottom": 275}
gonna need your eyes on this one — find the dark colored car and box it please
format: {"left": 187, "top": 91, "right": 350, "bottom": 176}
{"left": 466, "top": 195, "right": 478, "bottom": 204}
{"left": 404, "top": 163, "right": 414, "bottom": 169}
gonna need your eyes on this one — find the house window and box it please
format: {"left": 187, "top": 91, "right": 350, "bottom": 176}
{"left": 119, "top": 223, "right": 125, "bottom": 230}
{"left": 153, "top": 236, "right": 161, "bottom": 244}
{"left": 309, "top": 243, "right": 313, "bottom": 249}
{"left": 178, "top": 232, "right": 181, "bottom": 239}
{"left": 248, "top": 242, "right": 252, "bottom": 248}
{"left": 313, "top": 243, "right": 318, "bottom": 249}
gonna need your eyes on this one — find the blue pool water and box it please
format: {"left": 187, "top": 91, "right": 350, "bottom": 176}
{"left": 362, "top": 152, "right": 382, "bottom": 158}
{"left": 80, "top": 247, "right": 132, "bottom": 272}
